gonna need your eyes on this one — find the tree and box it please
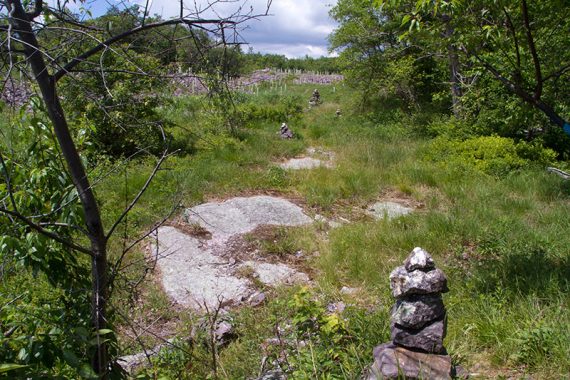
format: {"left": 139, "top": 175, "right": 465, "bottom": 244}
{"left": 329, "top": 0, "right": 444, "bottom": 109}
{"left": 377, "top": 0, "right": 569, "bottom": 130}
{"left": 0, "top": 0, "right": 269, "bottom": 377}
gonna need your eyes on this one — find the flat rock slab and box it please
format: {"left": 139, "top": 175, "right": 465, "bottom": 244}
{"left": 367, "top": 201, "right": 413, "bottom": 220}
{"left": 280, "top": 157, "right": 332, "bottom": 170}
{"left": 279, "top": 147, "right": 335, "bottom": 170}
{"left": 184, "top": 196, "right": 312, "bottom": 237}
{"left": 152, "top": 227, "right": 251, "bottom": 309}
{"left": 153, "top": 196, "right": 313, "bottom": 311}
{"left": 241, "top": 261, "right": 310, "bottom": 285}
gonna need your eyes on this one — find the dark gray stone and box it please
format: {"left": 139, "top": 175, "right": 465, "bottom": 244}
{"left": 391, "top": 318, "right": 446, "bottom": 354}
{"left": 404, "top": 247, "right": 435, "bottom": 272}
{"left": 249, "top": 291, "right": 266, "bottom": 307}
{"left": 255, "top": 370, "right": 286, "bottom": 380}
{"left": 392, "top": 294, "right": 445, "bottom": 330}
{"left": 214, "top": 321, "right": 237, "bottom": 347}
{"left": 365, "top": 343, "right": 451, "bottom": 380}
{"left": 309, "top": 89, "right": 321, "bottom": 106}
{"left": 390, "top": 266, "right": 448, "bottom": 299}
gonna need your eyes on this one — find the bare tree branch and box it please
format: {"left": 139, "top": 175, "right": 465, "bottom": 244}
{"left": 520, "top": 0, "right": 542, "bottom": 100}
{"left": 54, "top": 17, "right": 236, "bottom": 82}
{"left": 105, "top": 149, "right": 178, "bottom": 241}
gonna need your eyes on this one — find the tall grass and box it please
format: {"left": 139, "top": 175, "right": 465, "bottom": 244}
{"left": 93, "top": 82, "right": 570, "bottom": 378}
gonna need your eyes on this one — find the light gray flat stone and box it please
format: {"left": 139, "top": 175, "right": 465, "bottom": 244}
{"left": 184, "top": 196, "right": 312, "bottom": 238}
{"left": 280, "top": 157, "right": 332, "bottom": 170}
{"left": 152, "top": 227, "right": 251, "bottom": 309}
{"left": 153, "top": 196, "right": 313, "bottom": 311}
{"left": 118, "top": 339, "right": 174, "bottom": 374}
{"left": 241, "top": 261, "right": 310, "bottom": 285}
{"left": 367, "top": 201, "right": 413, "bottom": 220}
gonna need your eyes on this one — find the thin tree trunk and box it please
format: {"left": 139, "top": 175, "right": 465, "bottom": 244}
{"left": 448, "top": 44, "right": 463, "bottom": 116}
{"left": 7, "top": 1, "right": 109, "bottom": 377}
{"left": 443, "top": 14, "right": 463, "bottom": 117}
{"left": 441, "top": 14, "right": 463, "bottom": 117}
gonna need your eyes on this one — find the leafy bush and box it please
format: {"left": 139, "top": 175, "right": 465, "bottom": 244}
{"left": 239, "top": 94, "right": 304, "bottom": 126}
{"left": 0, "top": 115, "right": 105, "bottom": 378}
{"left": 426, "top": 136, "right": 556, "bottom": 176}
{"left": 62, "top": 50, "right": 171, "bottom": 158}
{"left": 426, "top": 115, "right": 490, "bottom": 139}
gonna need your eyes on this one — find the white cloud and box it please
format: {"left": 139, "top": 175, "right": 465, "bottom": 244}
{"left": 50, "top": 0, "right": 337, "bottom": 58}
{"left": 135, "top": 0, "right": 337, "bottom": 57}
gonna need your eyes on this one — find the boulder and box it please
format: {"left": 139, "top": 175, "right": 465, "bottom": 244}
{"left": 366, "top": 342, "right": 451, "bottom": 380}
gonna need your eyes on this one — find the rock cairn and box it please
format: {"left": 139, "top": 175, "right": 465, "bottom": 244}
{"left": 367, "top": 247, "right": 453, "bottom": 380}
{"left": 280, "top": 123, "right": 293, "bottom": 139}
{"left": 308, "top": 88, "right": 321, "bottom": 106}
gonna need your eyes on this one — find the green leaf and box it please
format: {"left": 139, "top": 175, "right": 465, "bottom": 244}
{"left": 95, "top": 329, "right": 114, "bottom": 336}
{"left": 63, "top": 349, "right": 80, "bottom": 367}
{"left": 0, "top": 364, "right": 27, "bottom": 373}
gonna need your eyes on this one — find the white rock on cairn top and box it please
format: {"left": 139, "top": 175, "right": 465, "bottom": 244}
{"left": 405, "top": 247, "right": 435, "bottom": 272}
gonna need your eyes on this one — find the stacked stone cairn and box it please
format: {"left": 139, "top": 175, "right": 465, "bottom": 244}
{"left": 366, "top": 247, "right": 453, "bottom": 380}
{"left": 280, "top": 122, "right": 293, "bottom": 139}
{"left": 309, "top": 88, "right": 321, "bottom": 106}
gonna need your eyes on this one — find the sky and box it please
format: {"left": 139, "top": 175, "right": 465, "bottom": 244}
{"left": 69, "top": 0, "right": 338, "bottom": 58}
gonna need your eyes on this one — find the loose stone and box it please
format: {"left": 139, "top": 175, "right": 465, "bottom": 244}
{"left": 405, "top": 247, "right": 436, "bottom": 272}
{"left": 391, "top": 318, "right": 447, "bottom": 354}
{"left": 389, "top": 266, "right": 448, "bottom": 299}
{"left": 392, "top": 294, "right": 445, "bottom": 330}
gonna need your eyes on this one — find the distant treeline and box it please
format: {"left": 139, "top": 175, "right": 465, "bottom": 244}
{"left": 239, "top": 52, "right": 340, "bottom": 74}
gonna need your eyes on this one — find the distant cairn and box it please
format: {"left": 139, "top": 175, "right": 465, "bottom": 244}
{"left": 309, "top": 88, "right": 321, "bottom": 106}
{"left": 280, "top": 122, "right": 293, "bottom": 139}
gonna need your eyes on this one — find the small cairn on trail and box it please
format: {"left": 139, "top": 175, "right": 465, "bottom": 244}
{"left": 280, "top": 122, "right": 293, "bottom": 139}
{"left": 366, "top": 247, "right": 454, "bottom": 380}
{"left": 308, "top": 88, "right": 321, "bottom": 106}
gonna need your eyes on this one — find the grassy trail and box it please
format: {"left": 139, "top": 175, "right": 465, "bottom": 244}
{"left": 103, "top": 84, "right": 569, "bottom": 379}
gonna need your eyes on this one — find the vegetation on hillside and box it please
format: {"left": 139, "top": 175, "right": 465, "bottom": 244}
{"left": 1, "top": 0, "right": 569, "bottom": 379}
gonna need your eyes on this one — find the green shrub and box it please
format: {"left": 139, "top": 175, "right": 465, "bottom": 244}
{"left": 516, "top": 139, "right": 559, "bottom": 165}
{"left": 426, "top": 115, "right": 489, "bottom": 139}
{"left": 239, "top": 94, "right": 304, "bottom": 126}
{"left": 62, "top": 51, "right": 170, "bottom": 158}
{"left": 426, "top": 135, "right": 556, "bottom": 176}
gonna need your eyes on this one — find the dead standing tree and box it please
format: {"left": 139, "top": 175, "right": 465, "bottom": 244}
{"left": 0, "top": 0, "right": 270, "bottom": 377}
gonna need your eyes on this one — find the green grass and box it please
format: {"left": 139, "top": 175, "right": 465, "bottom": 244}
{"left": 105, "top": 83, "right": 570, "bottom": 378}
{"left": 3, "top": 79, "right": 569, "bottom": 379}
